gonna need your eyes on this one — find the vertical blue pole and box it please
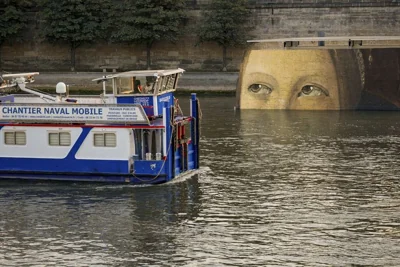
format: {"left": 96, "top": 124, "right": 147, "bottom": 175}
{"left": 190, "top": 93, "right": 200, "bottom": 169}
{"left": 164, "top": 101, "right": 174, "bottom": 181}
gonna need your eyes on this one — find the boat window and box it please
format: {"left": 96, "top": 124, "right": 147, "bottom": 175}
{"left": 93, "top": 133, "right": 116, "bottom": 147}
{"left": 116, "top": 77, "right": 134, "bottom": 95}
{"left": 168, "top": 74, "right": 177, "bottom": 90}
{"left": 49, "top": 132, "right": 71, "bottom": 146}
{"left": 116, "top": 76, "right": 157, "bottom": 95}
{"left": 159, "top": 74, "right": 177, "bottom": 92}
{"left": 143, "top": 76, "right": 157, "bottom": 94}
{"left": 4, "top": 131, "right": 26, "bottom": 145}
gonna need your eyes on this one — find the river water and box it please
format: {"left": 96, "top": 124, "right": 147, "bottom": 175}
{"left": 1, "top": 96, "right": 400, "bottom": 266}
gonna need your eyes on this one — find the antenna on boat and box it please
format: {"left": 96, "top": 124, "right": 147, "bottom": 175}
{"left": 56, "top": 82, "right": 67, "bottom": 102}
{"left": 102, "top": 75, "right": 107, "bottom": 96}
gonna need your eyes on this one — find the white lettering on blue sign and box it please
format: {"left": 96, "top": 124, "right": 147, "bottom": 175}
{"left": 159, "top": 95, "right": 171, "bottom": 102}
{"left": 133, "top": 97, "right": 150, "bottom": 106}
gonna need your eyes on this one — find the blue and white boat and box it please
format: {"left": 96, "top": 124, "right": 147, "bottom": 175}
{"left": 0, "top": 69, "right": 200, "bottom": 184}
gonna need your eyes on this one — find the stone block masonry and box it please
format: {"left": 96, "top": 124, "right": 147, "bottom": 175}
{"left": 1, "top": 2, "right": 400, "bottom": 72}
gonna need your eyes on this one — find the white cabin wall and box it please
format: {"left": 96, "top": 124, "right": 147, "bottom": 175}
{"left": 75, "top": 128, "right": 133, "bottom": 160}
{"left": 0, "top": 126, "right": 82, "bottom": 159}
{"left": 153, "top": 95, "right": 159, "bottom": 116}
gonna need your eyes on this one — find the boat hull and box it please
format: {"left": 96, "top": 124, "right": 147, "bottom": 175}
{"left": 0, "top": 171, "right": 168, "bottom": 184}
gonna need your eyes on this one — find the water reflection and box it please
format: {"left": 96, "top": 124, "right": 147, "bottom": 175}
{"left": 195, "top": 99, "right": 400, "bottom": 266}
{"left": 1, "top": 96, "right": 400, "bottom": 266}
{"left": 0, "top": 175, "right": 201, "bottom": 266}
{"left": 235, "top": 110, "right": 400, "bottom": 266}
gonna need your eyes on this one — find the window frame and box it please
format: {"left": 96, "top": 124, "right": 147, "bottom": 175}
{"left": 48, "top": 131, "right": 71, "bottom": 147}
{"left": 4, "top": 131, "right": 26, "bottom": 146}
{"left": 93, "top": 132, "right": 117, "bottom": 147}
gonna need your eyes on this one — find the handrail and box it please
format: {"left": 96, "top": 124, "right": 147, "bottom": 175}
{"left": 17, "top": 81, "right": 57, "bottom": 102}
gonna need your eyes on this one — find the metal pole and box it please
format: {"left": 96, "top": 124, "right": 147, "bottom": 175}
{"left": 190, "top": 93, "right": 200, "bottom": 169}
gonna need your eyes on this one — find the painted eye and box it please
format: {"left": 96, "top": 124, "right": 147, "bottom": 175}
{"left": 298, "top": 85, "right": 328, "bottom": 97}
{"left": 248, "top": 84, "right": 273, "bottom": 94}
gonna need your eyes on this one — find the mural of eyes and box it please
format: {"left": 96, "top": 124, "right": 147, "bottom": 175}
{"left": 297, "top": 85, "right": 329, "bottom": 97}
{"left": 248, "top": 84, "right": 273, "bottom": 95}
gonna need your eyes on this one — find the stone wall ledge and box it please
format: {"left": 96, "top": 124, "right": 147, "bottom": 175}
{"left": 255, "top": 3, "right": 400, "bottom": 8}
{"left": 29, "top": 72, "right": 238, "bottom": 92}
{"left": 188, "top": 1, "right": 400, "bottom": 9}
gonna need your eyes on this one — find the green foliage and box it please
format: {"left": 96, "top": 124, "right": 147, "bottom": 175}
{"left": 39, "top": 0, "right": 112, "bottom": 48}
{"left": 111, "top": 0, "right": 187, "bottom": 48}
{"left": 197, "top": 0, "right": 253, "bottom": 48}
{"left": 39, "top": 0, "right": 112, "bottom": 70}
{"left": 0, "top": 0, "right": 28, "bottom": 45}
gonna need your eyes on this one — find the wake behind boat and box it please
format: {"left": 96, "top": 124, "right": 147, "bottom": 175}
{"left": 0, "top": 69, "right": 201, "bottom": 184}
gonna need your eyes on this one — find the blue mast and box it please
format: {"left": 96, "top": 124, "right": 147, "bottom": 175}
{"left": 164, "top": 101, "right": 174, "bottom": 181}
{"left": 191, "top": 93, "right": 200, "bottom": 169}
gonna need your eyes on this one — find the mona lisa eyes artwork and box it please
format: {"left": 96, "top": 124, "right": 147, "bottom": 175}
{"left": 237, "top": 48, "right": 400, "bottom": 110}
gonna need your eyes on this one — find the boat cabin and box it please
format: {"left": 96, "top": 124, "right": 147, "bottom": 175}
{"left": 94, "top": 68, "right": 185, "bottom": 116}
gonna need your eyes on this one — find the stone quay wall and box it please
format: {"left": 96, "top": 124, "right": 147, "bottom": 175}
{"left": 1, "top": 1, "right": 400, "bottom": 72}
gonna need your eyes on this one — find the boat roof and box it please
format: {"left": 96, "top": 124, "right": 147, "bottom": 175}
{"left": 248, "top": 36, "right": 400, "bottom": 43}
{"left": 1, "top": 72, "right": 39, "bottom": 78}
{"left": 92, "top": 68, "right": 185, "bottom": 82}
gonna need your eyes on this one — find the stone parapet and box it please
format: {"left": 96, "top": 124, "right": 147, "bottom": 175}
{"left": 28, "top": 72, "right": 238, "bottom": 92}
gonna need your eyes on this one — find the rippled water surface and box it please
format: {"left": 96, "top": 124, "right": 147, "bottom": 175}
{"left": 2, "top": 96, "right": 400, "bottom": 266}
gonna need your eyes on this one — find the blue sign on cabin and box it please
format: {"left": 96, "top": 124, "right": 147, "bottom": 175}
{"left": 117, "top": 95, "right": 155, "bottom": 116}
{"left": 157, "top": 92, "right": 174, "bottom": 115}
